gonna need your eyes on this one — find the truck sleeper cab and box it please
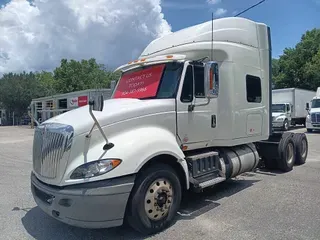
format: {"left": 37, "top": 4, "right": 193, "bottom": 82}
{"left": 306, "top": 87, "right": 320, "bottom": 132}
{"left": 30, "top": 17, "right": 309, "bottom": 235}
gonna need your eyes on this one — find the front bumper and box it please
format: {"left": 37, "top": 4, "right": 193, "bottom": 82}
{"left": 31, "top": 172, "right": 135, "bottom": 229}
{"left": 272, "top": 121, "right": 284, "bottom": 128}
{"left": 306, "top": 121, "right": 320, "bottom": 130}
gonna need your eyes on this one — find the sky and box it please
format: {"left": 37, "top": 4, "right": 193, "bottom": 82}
{"left": 0, "top": 0, "right": 319, "bottom": 74}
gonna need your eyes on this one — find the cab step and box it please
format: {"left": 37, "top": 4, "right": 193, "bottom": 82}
{"left": 185, "top": 150, "right": 226, "bottom": 192}
{"left": 199, "top": 177, "right": 226, "bottom": 188}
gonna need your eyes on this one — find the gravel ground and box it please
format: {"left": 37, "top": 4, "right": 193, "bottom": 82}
{"left": 1, "top": 126, "right": 320, "bottom": 240}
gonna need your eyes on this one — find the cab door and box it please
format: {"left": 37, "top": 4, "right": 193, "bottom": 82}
{"left": 176, "top": 63, "right": 217, "bottom": 150}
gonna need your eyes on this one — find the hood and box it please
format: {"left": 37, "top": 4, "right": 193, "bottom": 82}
{"left": 272, "top": 112, "right": 285, "bottom": 118}
{"left": 44, "top": 98, "right": 175, "bottom": 136}
{"left": 310, "top": 107, "right": 320, "bottom": 114}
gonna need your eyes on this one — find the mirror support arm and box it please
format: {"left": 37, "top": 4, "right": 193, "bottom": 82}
{"left": 188, "top": 98, "right": 211, "bottom": 112}
{"left": 86, "top": 100, "right": 109, "bottom": 145}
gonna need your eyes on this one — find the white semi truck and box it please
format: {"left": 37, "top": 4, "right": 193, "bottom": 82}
{"left": 306, "top": 87, "right": 320, "bottom": 132}
{"left": 30, "top": 17, "right": 309, "bottom": 235}
{"left": 272, "top": 88, "right": 316, "bottom": 131}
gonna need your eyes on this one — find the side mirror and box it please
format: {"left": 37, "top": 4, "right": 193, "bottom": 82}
{"left": 204, "top": 61, "right": 219, "bottom": 98}
{"left": 90, "top": 95, "right": 104, "bottom": 112}
{"left": 110, "top": 80, "right": 117, "bottom": 93}
{"left": 306, "top": 102, "right": 310, "bottom": 111}
{"left": 187, "top": 61, "right": 219, "bottom": 112}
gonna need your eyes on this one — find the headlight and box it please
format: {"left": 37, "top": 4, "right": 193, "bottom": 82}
{"left": 70, "top": 159, "right": 122, "bottom": 179}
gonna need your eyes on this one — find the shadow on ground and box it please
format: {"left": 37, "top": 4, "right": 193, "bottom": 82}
{"left": 20, "top": 178, "right": 259, "bottom": 240}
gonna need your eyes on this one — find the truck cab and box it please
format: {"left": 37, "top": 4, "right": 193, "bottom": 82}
{"left": 272, "top": 103, "right": 292, "bottom": 130}
{"left": 30, "top": 17, "right": 308, "bottom": 235}
{"left": 306, "top": 87, "right": 320, "bottom": 132}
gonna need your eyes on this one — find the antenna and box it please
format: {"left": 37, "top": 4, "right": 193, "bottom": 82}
{"left": 211, "top": 12, "right": 214, "bottom": 61}
{"left": 234, "top": 0, "right": 266, "bottom": 17}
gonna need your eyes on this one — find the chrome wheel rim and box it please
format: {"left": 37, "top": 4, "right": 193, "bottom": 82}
{"left": 144, "top": 178, "right": 173, "bottom": 221}
{"left": 286, "top": 142, "right": 294, "bottom": 164}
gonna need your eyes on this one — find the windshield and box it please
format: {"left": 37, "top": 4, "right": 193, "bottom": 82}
{"left": 272, "top": 104, "right": 286, "bottom": 113}
{"left": 311, "top": 99, "right": 320, "bottom": 108}
{"left": 113, "top": 62, "right": 183, "bottom": 99}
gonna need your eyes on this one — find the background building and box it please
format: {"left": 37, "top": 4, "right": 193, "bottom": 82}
{"left": 29, "top": 88, "right": 114, "bottom": 126}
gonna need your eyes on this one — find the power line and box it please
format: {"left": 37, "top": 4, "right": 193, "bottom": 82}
{"left": 234, "top": 0, "right": 266, "bottom": 17}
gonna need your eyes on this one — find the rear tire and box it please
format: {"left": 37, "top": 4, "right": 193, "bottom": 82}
{"left": 293, "top": 133, "right": 308, "bottom": 165}
{"left": 126, "top": 163, "right": 182, "bottom": 235}
{"left": 278, "top": 132, "right": 296, "bottom": 172}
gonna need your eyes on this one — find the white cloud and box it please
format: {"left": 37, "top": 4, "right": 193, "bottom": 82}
{"left": 214, "top": 8, "right": 227, "bottom": 17}
{"left": 206, "top": 0, "right": 221, "bottom": 5}
{"left": 0, "top": 0, "right": 171, "bottom": 74}
{"left": 162, "top": 1, "right": 207, "bottom": 9}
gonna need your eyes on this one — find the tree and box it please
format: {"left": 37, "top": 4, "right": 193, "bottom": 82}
{"left": 272, "top": 28, "right": 320, "bottom": 91}
{"left": 53, "top": 58, "right": 120, "bottom": 94}
{"left": 36, "top": 71, "right": 56, "bottom": 96}
{"left": 0, "top": 72, "right": 46, "bottom": 119}
{"left": 0, "top": 58, "right": 121, "bottom": 125}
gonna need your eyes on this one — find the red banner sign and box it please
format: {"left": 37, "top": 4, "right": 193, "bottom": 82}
{"left": 78, "top": 96, "right": 88, "bottom": 106}
{"left": 113, "top": 64, "right": 165, "bottom": 99}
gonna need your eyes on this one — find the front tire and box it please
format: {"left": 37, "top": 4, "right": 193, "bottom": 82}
{"left": 283, "top": 119, "right": 289, "bottom": 131}
{"left": 126, "top": 163, "right": 182, "bottom": 235}
{"left": 307, "top": 129, "right": 313, "bottom": 133}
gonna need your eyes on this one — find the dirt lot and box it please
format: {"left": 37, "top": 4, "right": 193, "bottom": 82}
{"left": 1, "top": 126, "right": 320, "bottom": 240}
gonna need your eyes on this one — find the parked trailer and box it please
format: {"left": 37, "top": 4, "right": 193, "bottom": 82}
{"left": 30, "top": 17, "right": 309, "bottom": 235}
{"left": 272, "top": 88, "right": 316, "bottom": 130}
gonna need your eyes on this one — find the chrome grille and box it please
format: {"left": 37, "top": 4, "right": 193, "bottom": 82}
{"left": 311, "top": 113, "right": 320, "bottom": 123}
{"left": 33, "top": 123, "right": 74, "bottom": 179}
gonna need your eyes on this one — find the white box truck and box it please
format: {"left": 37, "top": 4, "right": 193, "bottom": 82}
{"left": 30, "top": 17, "right": 309, "bottom": 235}
{"left": 272, "top": 88, "right": 316, "bottom": 130}
{"left": 306, "top": 87, "right": 320, "bottom": 132}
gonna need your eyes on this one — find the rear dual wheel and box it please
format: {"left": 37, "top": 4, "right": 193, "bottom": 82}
{"left": 293, "top": 133, "right": 308, "bottom": 165}
{"left": 277, "top": 132, "right": 308, "bottom": 172}
{"left": 126, "top": 164, "right": 182, "bottom": 235}
{"left": 278, "top": 132, "right": 296, "bottom": 172}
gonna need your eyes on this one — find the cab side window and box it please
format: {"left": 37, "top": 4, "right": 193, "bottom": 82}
{"left": 180, "top": 65, "right": 193, "bottom": 102}
{"left": 246, "top": 75, "right": 262, "bottom": 103}
{"left": 194, "top": 66, "right": 205, "bottom": 98}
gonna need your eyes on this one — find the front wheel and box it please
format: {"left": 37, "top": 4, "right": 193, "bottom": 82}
{"left": 283, "top": 119, "right": 289, "bottom": 131}
{"left": 126, "top": 163, "right": 182, "bottom": 235}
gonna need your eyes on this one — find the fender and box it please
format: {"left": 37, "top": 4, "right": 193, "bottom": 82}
{"left": 63, "top": 126, "right": 189, "bottom": 189}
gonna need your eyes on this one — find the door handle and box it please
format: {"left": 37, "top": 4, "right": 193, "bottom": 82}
{"left": 211, "top": 115, "right": 216, "bottom": 128}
